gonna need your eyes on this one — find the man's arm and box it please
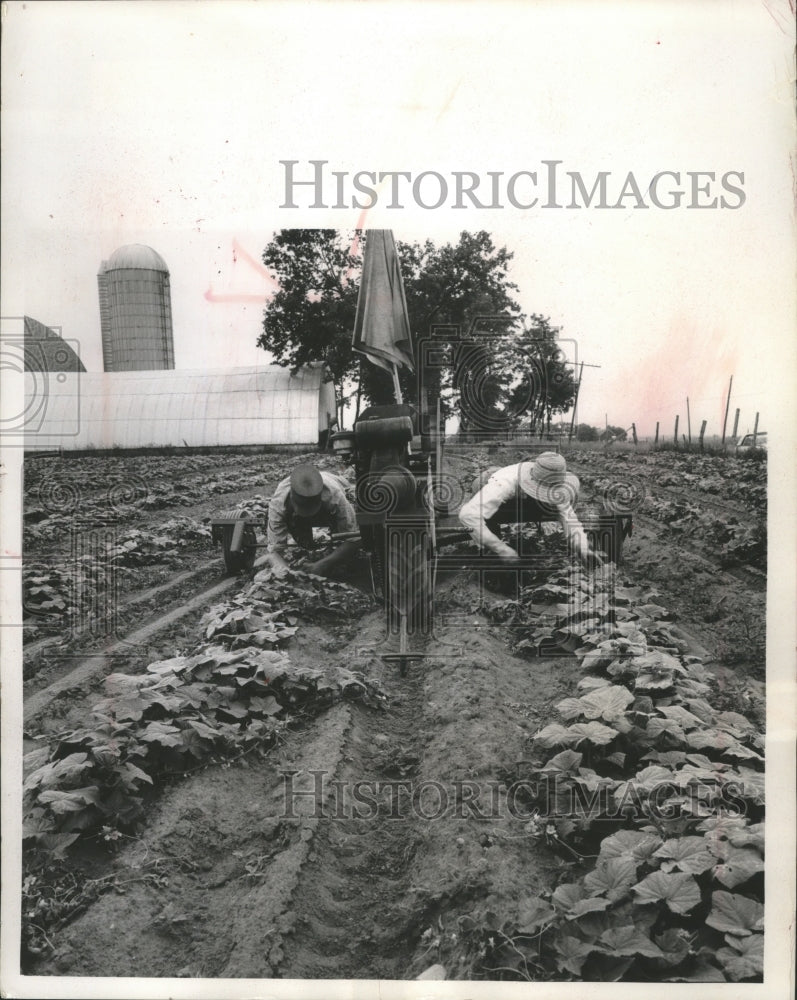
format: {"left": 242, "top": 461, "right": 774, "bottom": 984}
{"left": 305, "top": 538, "right": 361, "bottom": 577}
{"left": 265, "top": 484, "right": 293, "bottom": 574}
{"left": 558, "top": 506, "right": 604, "bottom": 569}
{"left": 458, "top": 470, "right": 519, "bottom": 559}
{"left": 304, "top": 483, "right": 361, "bottom": 576}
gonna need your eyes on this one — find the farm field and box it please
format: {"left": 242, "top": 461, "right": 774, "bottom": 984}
{"left": 19, "top": 444, "right": 766, "bottom": 982}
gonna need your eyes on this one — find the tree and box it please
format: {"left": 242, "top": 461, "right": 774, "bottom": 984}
{"left": 602, "top": 425, "right": 628, "bottom": 442}
{"left": 258, "top": 230, "right": 360, "bottom": 426}
{"left": 576, "top": 423, "right": 600, "bottom": 441}
{"left": 257, "top": 230, "right": 573, "bottom": 428}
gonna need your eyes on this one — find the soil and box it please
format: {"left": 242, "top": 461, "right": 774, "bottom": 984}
{"left": 19, "top": 444, "right": 767, "bottom": 981}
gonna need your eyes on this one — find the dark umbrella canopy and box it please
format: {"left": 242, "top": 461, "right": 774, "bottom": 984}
{"left": 352, "top": 230, "right": 415, "bottom": 374}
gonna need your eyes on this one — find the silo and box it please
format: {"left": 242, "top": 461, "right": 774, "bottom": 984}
{"left": 98, "top": 244, "right": 175, "bottom": 371}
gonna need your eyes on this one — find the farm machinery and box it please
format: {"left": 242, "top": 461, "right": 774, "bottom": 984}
{"left": 209, "top": 405, "right": 632, "bottom": 673}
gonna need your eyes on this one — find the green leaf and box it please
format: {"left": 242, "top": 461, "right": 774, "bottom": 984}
{"left": 578, "top": 684, "right": 635, "bottom": 722}
{"left": 698, "top": 816, "right": 758, "bottom": 857}
{"left": 534, "top": 723, "right": 574, "bottom": 749}
{"left": 187, "top": 719, "right": 221, "bottom": 740}
{"left": 569, "top": 896, "right": 611, "bottom": 918}
{"left": 556, "top": 697, "right": 585, "bottom": 720}
{"left": 734, "top": 767, "right": 765, "bottom": 805}
{"left": 682, "top": 697, "right": 716, "bottom": 723}
{"left": 667, "top": 960, "right": 726, "bottom": 982}
{"left": 583, "top": 856, "right": 638, "bottom": 901}
{"left": 705, "top": 890, "right": 764, "bottom": 936}
{"left": 715, "top": 933, "right": 763, "bottom": 981}
{"left": 656, "top": 705, "right": 708, "bottom": 731}
{"left": 38, "top": 786, "right": 102, "bottom": 815}
{"left": 646, "top": 716, "right": 686, "bottom": 742}
{"left": 653, "top": 836, "right": 717, "bottom": 874}
{"left": 515, "top": 898, "right": 555, "bottom": 934}
{"left": 597, "top": 925, "right": 664, "bottom": 959}
{"left": 599, "top": 830, "right": 663, "bottom": 864}
{"left": 36, "top": 832, "right": 81, "bottom": 857}
{"left": 112, "top": 695, "right": 151, "bottom": 721}
{"left": 654, "top": 927, "right": 692, "bottom": 966}
{"left": 566, "top": 721, "right": 617, "bottom": 747}
{"left": 576, "top": 675, "right": 611, "bottom": 692}
{"left": 551, "top": 883, "right": 584, "bottom": 912}
{"left": 712, "top": 848, "right": 764, "bottom": 888}
{"left": 539, "top": 749, "right": 583, "bottom": 774}
{"left": 631, "top": 871, "right": 701, "bottom": 914}
{"left": 25, "top": 752, "right": 91, "bottom": 792}
{"left": 117, "top": 762, "right": 153, "bottom": 787}
{"left": 553, "top": 933, "right": 597, "bottom": 975}
{"left": 23, "top": 747, "right": 51, "bottom": 777}
{"left": 248, "top": 695, "right": 282, "bottom": 716}
{"left": 139, "top": 721, "right": 183, "bottom": 747}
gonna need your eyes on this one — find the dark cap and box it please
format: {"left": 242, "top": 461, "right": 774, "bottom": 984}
{"left": 290, "top": 464, "right": 324, "bottom": 516}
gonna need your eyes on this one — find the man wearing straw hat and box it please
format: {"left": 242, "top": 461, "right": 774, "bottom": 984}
{"left": 266, "top": 463, "right": 360, "bottom": 577}
{"left": 458, "top": 452, "right": 605, "bottom": 570}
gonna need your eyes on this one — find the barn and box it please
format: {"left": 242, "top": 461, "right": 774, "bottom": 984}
{"left": 23, "top": 364, "right": 336, "bottom": 451}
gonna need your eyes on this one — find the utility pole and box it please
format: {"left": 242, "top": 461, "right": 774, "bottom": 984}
{"left": 567, "top": 361, "right": 584, "bottom": 443}
{"left": 721, "top": 374, "right": 733, "bottom": 445}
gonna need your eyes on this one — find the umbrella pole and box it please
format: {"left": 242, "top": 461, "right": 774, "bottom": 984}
{"left": 392, "top": 362, "right": 412, "bottom": 453}
{"left": 391, "top": 362, "right": 403, "bottom": 404}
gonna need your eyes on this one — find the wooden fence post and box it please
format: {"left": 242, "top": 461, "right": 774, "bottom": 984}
{"left": 699, "top": 419, "right": 707, "bottom": 452}
{"left": 674, "top": 415, "right": 679, "bottom": 447}
{"left": 731, "top": 408, "right": 740, "bottom": 442}
{"left": 687, "top": 397, "right": 691, "bottom": 444}
{"left": 654, "top": 421, "right": 659, "bottom": 445}
{"left": 631, "top": 423, "right": 638, "bottom": 446}
{"left": 721, "top": 374, "right": 733, "bottom": 445}
{"left": 752, "top": 411, "right": 759, "bottom": 447}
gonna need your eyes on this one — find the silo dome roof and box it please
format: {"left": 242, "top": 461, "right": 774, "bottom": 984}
{"left": 105, "top": 244, "right": 169, "bottom": 272}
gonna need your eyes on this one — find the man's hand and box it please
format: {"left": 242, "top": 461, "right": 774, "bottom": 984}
{"left": 264, "top": 551, "right": 291, "bottom": 578}
{"left": 496, "top": 544, "right": 521, "bottom": 565}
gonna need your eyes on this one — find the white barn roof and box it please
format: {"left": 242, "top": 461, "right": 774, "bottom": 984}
{"left": 24, "top": 365, "right": 336, "bottom": 450}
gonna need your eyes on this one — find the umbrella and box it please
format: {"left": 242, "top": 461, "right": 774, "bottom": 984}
{"left": 352, "top": 230, "right": 414, "bottom": 401}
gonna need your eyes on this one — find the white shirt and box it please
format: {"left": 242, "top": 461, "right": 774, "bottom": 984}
{"left": 458, "top": 462, "right": 589, "bottom": 558}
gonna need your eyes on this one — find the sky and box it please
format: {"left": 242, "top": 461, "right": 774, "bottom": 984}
{"left": 2, "top": 0, "right": 795, "bottom": 439}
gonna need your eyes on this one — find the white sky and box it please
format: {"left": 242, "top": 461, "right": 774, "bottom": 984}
{"left": 2, "top": 0, "right": 795, "bottom": 438}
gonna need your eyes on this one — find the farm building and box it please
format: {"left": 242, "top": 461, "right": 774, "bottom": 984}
{"left": 23, "top": 364, "right": 336, "bottom": 451}
{"left": 24, "top": 316, "right": 86, "bottom": 373}
{"left": 97, "top": 244, "right": 175, "bottom": 372}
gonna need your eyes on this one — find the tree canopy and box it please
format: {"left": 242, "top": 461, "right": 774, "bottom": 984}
{"left": 257, "top": 229, "right": 576, "bottom": 429}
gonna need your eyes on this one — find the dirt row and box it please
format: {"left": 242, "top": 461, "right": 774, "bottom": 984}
{"left": 31, "top": 579, "right": 578, "bottom": 979}
{"left": 20, "top": 445, "right": 767, "bottom": 981}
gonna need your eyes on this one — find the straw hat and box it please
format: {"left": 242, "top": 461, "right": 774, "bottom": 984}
{"left": 519, "top": 452, "right": 579, "bottom": 508}
{"left": 290, "top": 464, "right": 324, "bottom": 516}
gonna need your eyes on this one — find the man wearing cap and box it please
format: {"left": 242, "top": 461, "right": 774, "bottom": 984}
{"left": 458, "top": 452, "right": 604, "bottom": 570}
{"left": 266, "top": 464, "right": 360, "bottom": 577}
